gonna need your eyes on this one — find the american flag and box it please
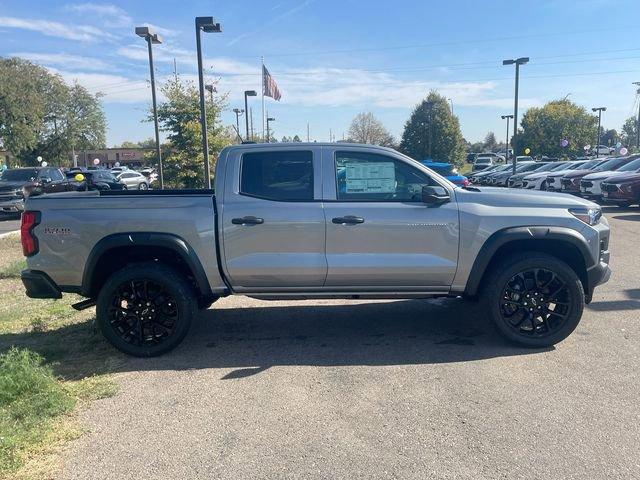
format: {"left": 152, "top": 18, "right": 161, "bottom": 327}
{"left": 263, "top": 65, "right": 282, "bottom": 101}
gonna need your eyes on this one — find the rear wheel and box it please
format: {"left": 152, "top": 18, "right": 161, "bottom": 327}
{"left": 138, "top": 182, "right": 149, "bottom": 190}
{"left": 96, "top": 263, "right": 197, "bottom": 356}
{"left": 483, "top": 253, "right": 585, "bottom": 348}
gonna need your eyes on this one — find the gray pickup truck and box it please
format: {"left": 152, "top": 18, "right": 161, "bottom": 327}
{"left": 20, "top": 143, "right": 611, "bottom": 356}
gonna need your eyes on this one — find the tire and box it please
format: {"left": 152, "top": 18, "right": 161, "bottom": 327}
{"left": 540, "top": 181, "right": 547, "bottom": 191}
{"left": 96, "top": 263, "right": 197, "bottom": 357}
{"left": 483, "top": 252, "right": 585, "bottom": 348}
{"left": 138, "top": 182, "right": 149, "bottom": 190}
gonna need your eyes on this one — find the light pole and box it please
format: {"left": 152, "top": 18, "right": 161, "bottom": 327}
{"left": 503, "top": 57, "right": 529, "bottom": 175}
{"left": 205, "top": 84, "right": 217, "bottom": 103}
{"left": 633, "top": 82, "right": 640, "bottom": 149}
{"left": 501, "top": 114, "right": 513, "bottom": 162}
{"left": 592, "top": 107, "right": 606, "bottom": 157}
{"left": 135, "top": 26, "right": 164, "bottom": 189}
{"left": 244, "top": 90, "right": 257, "bottom": 141}
{"left": 195, "top": 16, "right": 222, "bottom": 189}
{"left": 266, "top": 115, "right": 275, "bottom": 143}
{"left": 233, "top": 108, "right": 244, "bottom": 142}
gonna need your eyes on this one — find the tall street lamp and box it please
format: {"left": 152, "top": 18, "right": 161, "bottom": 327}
{"left": 205, "top": 84, "right": 217, "bottom": 103}
{"left": 266, "top": 115, "right": 275, "bottom": 143}
{"left": 503, "top": 57, "right": 529, "bottom": 175}
{"left": 633, "top": 82, "right": 640, "bottom": 148}
{"left": 501, "top": 114, "right": 514, "bottom": 162}
{"left": 233, "top": 108, "right": 244, "bottom": 142}
{"left": 592, "top": 107, "right": 606, "bottom": 157}
{"left": 135, "top": 26, "right": 164, "bottom": 189}
{"left": 244, "top": 90, "right": 257, "bottom": 141}
{"left": 195, "top": 16, "right": 222, "bottom": 189}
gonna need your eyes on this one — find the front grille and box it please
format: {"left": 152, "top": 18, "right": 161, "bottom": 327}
{"left": 602, "top": 183, "right": 619, "bottom": 193}
{"left": 581, "top": 180, "right": 593, "bottom": 188}
{"left": 561, "top": 179, "right": 573, "bottom": 187}
{"left": 0, "top": 195, "right": 20, "bottom": 202}
{"left": 547, "top": 177, "right": 556, "bottom": 184}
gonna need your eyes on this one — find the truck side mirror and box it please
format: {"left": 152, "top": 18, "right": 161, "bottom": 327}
{"left": 422, "top": 185, "right": 450, "bottom": 205}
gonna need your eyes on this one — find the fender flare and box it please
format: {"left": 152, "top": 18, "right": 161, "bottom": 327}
{"left": 81, "top": 232, "right": 212, "bottom": 298}
{"left": 464, "top": 226, "right": 595, "bottom": 296}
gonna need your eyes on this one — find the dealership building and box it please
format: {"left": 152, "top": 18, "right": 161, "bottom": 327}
{"left": 72, "top": 148, "right": 154, "bottom": 169}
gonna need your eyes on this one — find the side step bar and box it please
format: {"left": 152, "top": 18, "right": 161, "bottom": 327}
{"left": 72, "top": 298, "right": 96, "bottom": 311}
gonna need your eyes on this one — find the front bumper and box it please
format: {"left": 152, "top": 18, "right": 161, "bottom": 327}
{"left": 0, "top": 197, "right": 25, "bottom": 213}
{"left": 21, "top": 270, "right": 62, "bottom": 299}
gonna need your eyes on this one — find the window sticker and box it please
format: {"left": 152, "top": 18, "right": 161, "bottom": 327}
{"left": 344, "top": 162, "right": 395, "bottom": 193}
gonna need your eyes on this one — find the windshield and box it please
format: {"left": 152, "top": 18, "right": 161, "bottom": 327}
{"left": 515, "top": 163, "right": 544, "bottom": 173}
{"left": 532, "top": 162, "right": 561, "bottom": 172}
{"left": 0, "top": 169, "right": 38, "bottom": 182}
{"left": 617, "top": 157, "right": 640, "bottom": 172}
{"left": 594, "top": 157, "right": 631, "bottom": 172}
{"left": 580, "top": 159, "right": 607, "bottom": 170}
{"left": 548, "top": 162, "right": 570, "bottom": 171}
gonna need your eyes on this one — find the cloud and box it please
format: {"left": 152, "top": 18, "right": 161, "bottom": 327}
{"left": 227, "top": 0, "right": 317, "bottom": 46}
{"left": 10, "top": 52, "right": 111, "bottom": 71}
{"left": 0, "top": 15, "right": 113, "bottom": 42}
{"left": 66, "top": 3, "right": 132, "bottom": 27}
{"left": 140, "top": 23, "right": 180, "bottom": 38}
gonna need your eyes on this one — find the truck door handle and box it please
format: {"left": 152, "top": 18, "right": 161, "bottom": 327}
{"left": 231, "top": 216, "right": 264, "bottom": 225}
{"left": 332, "top": 216, "right": 365, "bottom": 225}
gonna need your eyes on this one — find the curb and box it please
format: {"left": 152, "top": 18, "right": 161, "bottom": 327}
{"left": 0, "top": 230, "right": 19, "bottom": 239}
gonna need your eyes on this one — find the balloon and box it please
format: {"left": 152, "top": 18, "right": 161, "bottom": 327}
{"left": 74, "top": 173, "right": 85, "bottom": 182}
{"left": 524, "top": 148, "right": 531, "bottom": 155}
{"left": 620, "top": 147, "right": 628, "bottom": 155}
{"left": 93, "top": 158, "right": 100, "bottom": 165}
{"left": 584, "top": 144, "right": 591, "bottom": 150}
{"left": 114, "top": 162, "right": 120, "bottom": 167}
{"left": 37, "top": 156, "right": 43, "bottom": 163}
{"left": 41, "top": 161, "right": 48, "bottom": 167}
{"left": 561, "top": 139, "right": 569, "bottom": 147}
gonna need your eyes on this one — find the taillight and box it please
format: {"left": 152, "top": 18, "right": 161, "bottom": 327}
{"left": 21, "top": 211, "right": 40, "bottom": 257}
{"left": 461, "top": 178, "right": 470, "bottom": 187}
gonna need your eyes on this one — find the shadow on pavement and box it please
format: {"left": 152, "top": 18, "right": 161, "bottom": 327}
{"left": 0, "top": 298, "right": 550, "bottom": 380}
{"left": 612, "top": 214, "right": 640, "bottom": 222}
{"left": 587, "top": 288, "right": 640, "bottom": 312}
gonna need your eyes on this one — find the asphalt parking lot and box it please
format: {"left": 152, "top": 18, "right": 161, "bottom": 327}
{"left": 0, "top": 216, "right": 20, "bottom": 235}
{"left": 58, "top": 206, "right": 639, "bottom": 479}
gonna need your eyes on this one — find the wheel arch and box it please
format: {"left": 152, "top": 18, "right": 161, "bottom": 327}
{"left": 81, "top": 232, "right": 214, "bottom": 302}
{"left": 465, "top": 226, "right": 594, "bottom": 298}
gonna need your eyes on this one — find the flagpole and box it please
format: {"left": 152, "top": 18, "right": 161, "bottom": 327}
{"left": 261, "top": 56, "right": 265, "bottom": 143}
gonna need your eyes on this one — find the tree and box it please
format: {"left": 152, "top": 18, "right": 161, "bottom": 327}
{"left": 621, "top": 116, "right": 638, "bottom": 147}
{"left": 600, "top": 128, "right": 618, "bottom": 147}
{"left": 347, "top": 112, "right": 395, "bottom": 147}
{"left": 118, "top": 138, "right": 156, "bottom": 148}
{"left": 292, "top": 135, "right": 302, "bottom": 142}
{"left": 152, "top": 76, "right": 233, "bottom": 188}
{"left": 518, "top": 99, "right": 596, "bottom": 157}
{"left": 0, "top": 58, "right": 105, "bottom": 166}
{"left": 483, "top": 131, "right": 498, "bottom": 151}
{"left": 399, "top": 91, "right": 466, "bottom": 165}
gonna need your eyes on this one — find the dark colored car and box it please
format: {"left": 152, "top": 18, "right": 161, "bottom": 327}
{"left": 0, "top": 167, "right": 73, "bottom": 215}
{"left": 560, "top": 156, "right": 637, "bottom": 195}
{"left": 66, "top": 170, "right": 126, "bottom": 191}
{"left": 601, "top": 172, "right": 640, "bottom": 207}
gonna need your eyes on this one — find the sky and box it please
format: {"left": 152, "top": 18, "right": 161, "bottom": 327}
{"left": 1, "top": 0, "right": 640, "bottom": 147}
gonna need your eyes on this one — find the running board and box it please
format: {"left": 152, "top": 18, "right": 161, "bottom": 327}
{"left": 71, "top": 299, "right": 96, "bottom": 311}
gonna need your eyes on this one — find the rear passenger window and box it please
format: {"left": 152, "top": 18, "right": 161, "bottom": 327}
{"left": 240, "top": 151, "right": 313, "bottom": 201}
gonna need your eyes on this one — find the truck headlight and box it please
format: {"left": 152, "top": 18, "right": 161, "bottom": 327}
{"left": 569, "top": 207, "right": 601, "bottom": 226}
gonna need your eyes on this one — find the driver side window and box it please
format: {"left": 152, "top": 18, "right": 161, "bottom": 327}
{"left": 335, "top": 151, "right": 436, "bottom": 202}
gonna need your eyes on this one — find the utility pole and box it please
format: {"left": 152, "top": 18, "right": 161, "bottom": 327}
{"left": 501, "top": 114, "right": 513, "bottom": 162}
{"left": 503, "top": 57, "right": 529, "bottom": 175}
{"left": 250, "top": 107, "right": 254, "bottom": 141}
{"left": 266, "top": 113, "right": 275, "bottom": 143}
{"left": 634, "top": 82, "right": 640, "bottom": 149}
{"left": 592, "top": 107, "right": 606, "bottom": 157}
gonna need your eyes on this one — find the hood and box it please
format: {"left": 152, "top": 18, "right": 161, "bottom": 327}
{"left": 0, "top": 180, "right": 33, "bottom": 191}
{"left": 547, "top": 170, "right": 575, "bottom": 178}
{"left": 523, "top": 169, "right": 571, "bottom": 180}
{"left": 563, "top": 169, "right": 593, "bottom": 178}
{"left": 582, "top": 170, "right": 627, "bottom": 181}
{"left": 456, "top": 186, "right": 597, "bottom": 209}
{"left": 602, "top": 172, "right": 640, "bottom": 184}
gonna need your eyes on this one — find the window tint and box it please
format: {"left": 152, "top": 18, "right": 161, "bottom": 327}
{"left": 240, "top": 150, "right": 313, "bottom": 201}
{"left": 335, "top": 151, "right": 436, "bottom": 202}
{"left": 50, "top": 169, "right": 64, "bottom": 181}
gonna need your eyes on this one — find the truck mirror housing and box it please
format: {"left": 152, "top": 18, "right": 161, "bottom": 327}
{"left": 422, "top": 185, "right": 450, "bottom": 205}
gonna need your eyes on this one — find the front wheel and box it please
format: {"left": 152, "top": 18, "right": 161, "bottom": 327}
{"left": 483, "top": 253, "right": 585, "bottom": 348}
{"left": 96, "top": 263, "right": 197, "bottom": 356}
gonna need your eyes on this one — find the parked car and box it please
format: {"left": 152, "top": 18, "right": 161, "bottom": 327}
{"left": 508, "top": 162, "right": 563, "bottom": 188}
{"left": 66, "top": 170, "right": 126, "bottom": 191}
{"left": 521, "top": 161, "right": 586, "bottom": 190}
{"left": 580, "top": 156, "right": 640, "bottom": 201}
{"left": 116, "top": 170, "right": 150, "bottom": 190}
{"left": 561, "top": 156, "right": 637, "bottom": 195}
{"left": 110, "top": 166, "right": 130, "bottom": 175}
{"left": 0, "top": 167, "right": 74, "bottom": 215}
{"left": 420, "top": 161, "right": 469, "bottom": 187}
{"left": 21, "top": 142, "right": 611, "bottom": 356}
{"left": 467, "top": 164, "right": 503, "bottom": 182}
{"left": 488, "top": 161, "right": 541, "bottom": 187}
{"left": 546, "top": 158, "right": 608, "bottom": 191}
{"left": 592, "top": 145, "right": 613, "bottom": 156}
{"left": 466, "top": 153, "right": 478, "bottom": 164}
{"left": 472, "top": 152, "right": 504, "bottom": 172}
{"left": 472, "top": 164, "right": 514, "bottom": 185}
{"left": 601, "top": 172, "right": 640, "bottom": 207}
